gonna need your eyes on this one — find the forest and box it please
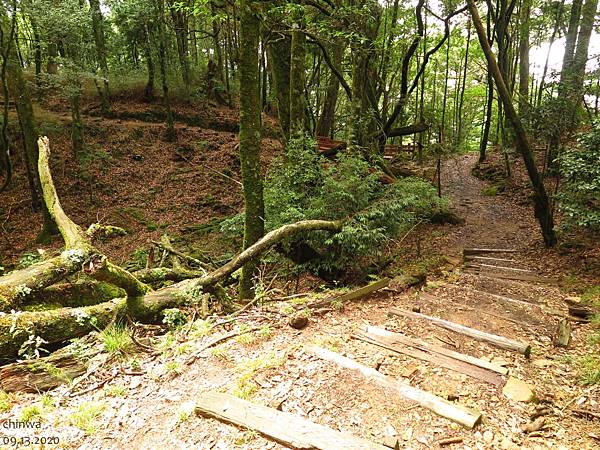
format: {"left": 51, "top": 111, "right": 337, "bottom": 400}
{"left": 0, "top": 0, "right": 599, "bottom": 448}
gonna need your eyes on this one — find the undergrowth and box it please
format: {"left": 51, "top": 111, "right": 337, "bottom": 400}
{"left": 222, "top": 135, "right": 449, "bottom": 278}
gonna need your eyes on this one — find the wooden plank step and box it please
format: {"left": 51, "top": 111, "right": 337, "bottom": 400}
{"left": 363, "top": 325, "right": 508, "bottom": 375}
{"left": 388, "top": 308, "right": 532, "bottom": 356}
{"left": 466, "top": 263, "right": 535, "bottom": 273}
{"left": 463, "top": 248, "right": 517, "bottom": 256}
{"left": 306, "top": 345, "right": 482, "bottom": 429}
{"left": 195, "top": 391, "right": 387, "bottom": 450}
{"left": 467, "top": 288, "right": 541, "bottom": 308}
{"left": 353, "top": 329, "right": 505, "bottom": 385}
{"left": 464, "top": 255, "right": 518, "bottom": 263}
{"left": 463, "top": 269, "right": 557, "bottom": 284}
{"left": 419, "top": 292, "right": 539, "bottom": 330}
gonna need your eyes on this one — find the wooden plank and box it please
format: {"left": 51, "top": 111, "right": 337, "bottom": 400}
{"left": 463, "top": 270, "right": 557, "bottom": 284}
{"left": 467, "top": 288, "right": 540, "bottom": 308}
{"left": 419, "top": 292, "right": 539, "bottom": 332}
{"left": 467, "top": 263, "right": 535, "bottom": 273}
{"left": 465, "top": 255, "right": 518, "bottom": 263}
{"left": 306, "top": 345, "right": 482, "bottom": 429}
{"left": 195, "top": 391, "right": 387, "bottom": 450}
{"left": 388, "top": 308, "right": 531, "bottom": 357}
{"left": 463, "top": 248, "right": 517, "bottom": 255}
{"left": 363, "top": 325, "right": 508, "bottom": 375}
{"left": 353, "top": 331, "right": 504, "bottom": 385}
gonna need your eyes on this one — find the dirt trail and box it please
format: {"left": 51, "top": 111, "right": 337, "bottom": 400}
{"left": 1, "top": 154, "right": 598, "bottom": 450}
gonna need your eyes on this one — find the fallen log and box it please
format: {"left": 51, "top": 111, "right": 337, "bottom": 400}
{"left": 0, "top": 137, "right": 345, "bottom": 361}
{"left": 195, "top": 391, "right": 387, "bottom": 450}
{"left": 353, "top": 331, "right": 504, "bottom": 385}
{"left": 0, "top": 251, "right": 96, "bottom": 312}
{"left": 132, "top": 267, "right": 205, "bottom": 285}
{"left": 0, "top": 334, "right": 102, "bottom": 392}
{"left": 362, "top": 325, "right": 508, "bottom": 375}
{"left": 388, "top": 308, "right": 531, "bottom": 356}
{"left": 305, "top": 277, "right": 390, "bottom": 310}
{"left": 306, "top": 345, "right": 482, "bottom": 428}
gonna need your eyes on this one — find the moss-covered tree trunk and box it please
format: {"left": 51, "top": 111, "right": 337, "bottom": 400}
{"left": 467, "top": 0, "right": 557, "bottom": 247}
{"left": 268, "top": 34, "right": 291, "bottom": 141}
{"left": 70, "top": 88, "right": 84, "bottom": 156}
{"left": 518, "top": 0, "right": 530, "bottom": 115}
{"left": 143, "top": 23, "right": 155, "bottom": 101}
{"left": 238, "top": 0, "right": 265, "bottom": 299}
{"left": 316, "top": 41, "right": 342, "bottom": 138}
{"left": 154, "top": 0, "right": 176, "bottom": 141}
{"left": 88, "top": 0, "right": 111, "bottom": 116}
{"left": 289, "top": 21, "right": 306, "bottom": 138}
{"left": 2, "top": 16, "right": 58, "bottom": 239}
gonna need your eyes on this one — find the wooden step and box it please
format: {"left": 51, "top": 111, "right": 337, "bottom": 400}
{"left": 463, "top": 248, "right": 517, "bottom": 256}
{"left": 353, "top": 328, "right": 505, "bottom": 385}
{"left": 306, "top": 345, "right": 482, "bottom": 429}
{"left": 362, "top": 325, "right": 509, "bottom": 375}
{"left": 195, "top": 391, "right": 387, "bottom": 450}
{"left": 388, "top": 308, "right": 532, "bottom": 356}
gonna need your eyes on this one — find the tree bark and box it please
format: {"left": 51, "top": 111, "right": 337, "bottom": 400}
{"left": 289, "top": 23, "right": 307, "bottom": 138}
{"left": 267, "top": 34, "right": 291, "bottom": 141}
{"left": 518, "top": 0, "right": 530, "bottom": 115}
{"left": 238, "top": 0, "right": 265, "bottom": 299}
{"left": 467, "top": 0, "right": 557, "bottom": 246}
{"left": 316, "top": 41, "right": 342, "bottom": 138}
{"left": 154, "top": 0, "right": 176, "bottom": 140}
{"left": 88, "top": 0, "right": 111, "bottom": 116}
{"left": 2, "top": 17, "right": 58, "bottom": 238}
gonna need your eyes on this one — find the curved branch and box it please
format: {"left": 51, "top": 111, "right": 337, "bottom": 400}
{"left": 305, "top": 33, "right": 352, "bottom": 100}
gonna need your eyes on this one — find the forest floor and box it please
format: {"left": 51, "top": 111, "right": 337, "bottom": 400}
{"left": 0, "top": 97, "right": 599, "bottom": 449}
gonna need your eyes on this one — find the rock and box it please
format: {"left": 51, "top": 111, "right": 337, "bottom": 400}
{"left": 502, "top": 377, "right": 537, "bottom": 403}
{"left": 483, "top": 430, "right": 494, "bottom": 443}
{"left": 288, "top": 315, "right": 308, "bottom": 330}
{"left": 565, "top": 296, "right": 581, "bottom": 303}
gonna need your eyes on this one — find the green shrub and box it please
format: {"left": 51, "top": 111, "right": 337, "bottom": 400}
{"left": 223, "top": 135, "right": 449, "bottom": 274}
{"left": 557, "top": 123, "right": 600, "bottom": 230}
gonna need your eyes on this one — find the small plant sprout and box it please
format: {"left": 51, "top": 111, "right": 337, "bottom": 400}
{"left": 68, "top": 401, "right": 106, "bottom": 435}
{"left": 100, "top": 325, "right": 133, "bottom": 355}
{"left": 175, "top": 400, "right": 196, "bottom": 425}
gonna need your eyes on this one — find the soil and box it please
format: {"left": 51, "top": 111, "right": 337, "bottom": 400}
{"left": 0, "top": 98, "right": 599, "bottom": 449}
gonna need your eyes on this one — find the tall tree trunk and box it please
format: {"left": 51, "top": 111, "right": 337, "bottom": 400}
{"left": 518, "top": 0, "right": 530, "bottom": 115}
{"left": 467, "top": 0, "right": 557, "bottom": 247}
{"left": 3, "top": 21, "right": 58, "bottom": 238}
{"left": 168, "top": 1, "right": 191, "bottom": 90}
{"left": 289, "top": 23, "right": 306, "bottom": 138}
{"left": 238, "top": 0, "right": 265, "bottom": 299}
{"left": 69, "top": 85, "right": 84, "bottom": 156}
{"left": 558, "top": 0, "right": 583, "bottom": 95}
{"left": 457, "top": 20, "right": 471, "bottom": 145}
{"left": 267, "top": 34, "right": 291, "bottom": 141}
{"left": 567, "top": 0, "right": 599, "bottom": 118}
{"left": 154, "top": 0, "right": 176, "bottom": 140}
{"left": 316, "top": 41, "right": 342, "bottom": 138}
{"left": 143, "top": 23, "right": 155, "bottom": 101}
{"left": 536, "top": 0, "right": 564, "bottom": 107}
{"left": 88, "top": 0, "right": 110, "bottom": 116}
